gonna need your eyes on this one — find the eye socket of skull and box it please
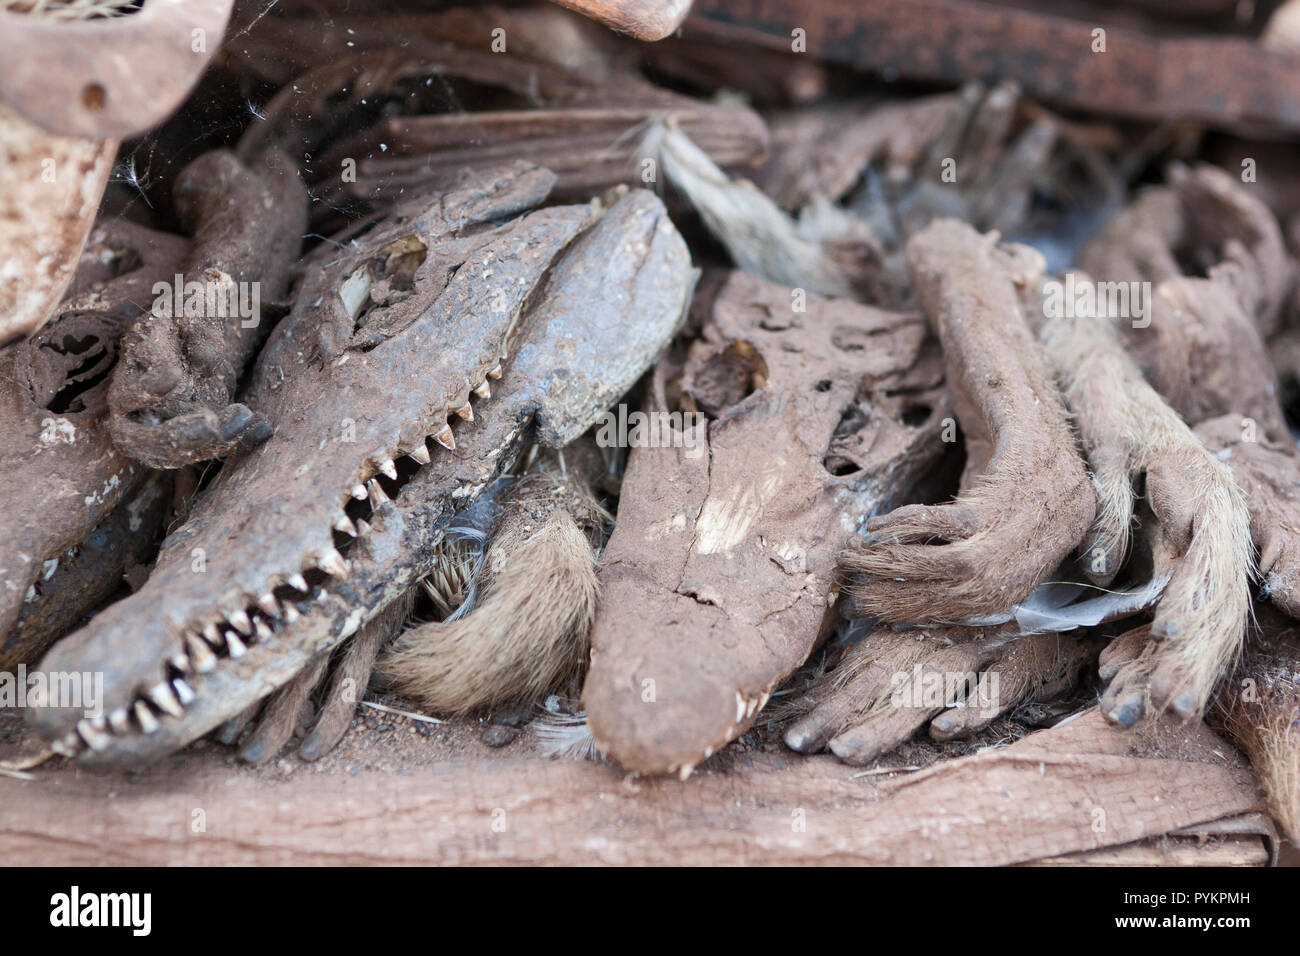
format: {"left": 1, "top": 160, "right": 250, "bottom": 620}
{"left": 682, "top": 339, "right": 769, "bottom": 417}
{"left": 23, "top": 320, "right": 118, "bottom": 415}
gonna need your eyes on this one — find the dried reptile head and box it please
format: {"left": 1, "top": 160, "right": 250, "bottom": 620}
{"left": 583, "top": 268, "right": 948, "bottom": 777}
{"left": 0, "top": 218, "right": 189, "bottom": 670}
{"left": 28, "top": 169, "right": 695, "bottom": 767}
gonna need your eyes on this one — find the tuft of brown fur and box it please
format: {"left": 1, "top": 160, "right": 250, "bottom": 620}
{"left": 1210, "top": 613, "right": 1300, "bottom": 842}
{"left": 377, "top": 469, "right": 606, "bottom": 714}
{"left": 1039, "top": 307, "right": 1252, "bottom": 721}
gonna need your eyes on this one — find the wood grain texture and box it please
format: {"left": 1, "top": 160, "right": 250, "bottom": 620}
{"left": 0, "top": 709, "right": 1266, "bottom": 865}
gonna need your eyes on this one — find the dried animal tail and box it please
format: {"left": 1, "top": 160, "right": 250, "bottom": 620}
{"left": 377, "top": 481, "right": 600, "bottom": 714}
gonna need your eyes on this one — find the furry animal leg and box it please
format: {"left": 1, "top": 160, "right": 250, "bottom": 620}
{"left": 784, "top": 625, "right": 1093, "bottom": 765}
{"left": 841, "top": 219, "right": 1094, "bottom": 624}
{"left": 1039, "top": 309, "right": 1252, "bottom": 724}
{"left": 377, "top": 468, "right": 606, "bottom": 715}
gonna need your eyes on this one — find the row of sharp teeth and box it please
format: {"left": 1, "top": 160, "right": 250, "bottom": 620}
{"left": 52, "top": 590, "right": 322, "bottom": 756}
{"left": 51, "top": 363, "right": 504, "bottom": 758}
{"left": 343, "top": 367, "right": 498, "bottom": 509}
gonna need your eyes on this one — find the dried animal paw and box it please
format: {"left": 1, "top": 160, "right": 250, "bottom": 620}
{"left": 841, "top": 219, "right": 1094, "bottom": 624}
{"left": 784, "top": 626, "right": 1094, "bottom": 764}
{"left": 1041, "top": 309, "right": 1251, "bottom": 724}
{"left": 107, "top": 148, "right": 307, "bottom": 468}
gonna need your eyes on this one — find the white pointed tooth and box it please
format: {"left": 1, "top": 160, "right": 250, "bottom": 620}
{"left": 228, "top": 609, "right": 253, "bottom": 635}
{"left": 351, "top": 484, "right": 368, "bottom": 500}
{"left": 172, "top": 678, "right": 197, "bottom": 706}
{"left": 52, "top": 732, "right": 81, "bottom": 756}
{"left": 454, "top": 403, "right": 474, "bottom": 422}
{"left": 288, "top": 573, "right": 310, "bottom": 593}
{"left": 356, "top": 519, "right": 372, "bottom": 535}
{"left": 488, "top": 363, "right": 502, "bottom": 379}
{"left": 367, "top": 478, "right": 390, "bottom": 503}
{"left": 473, "top": 381, "right": 491, "bottom": 400}
{"left": 169, "top": 652, "right": 192, "bottom": 674}
{"left": 108, "top": 708, "right": 130, "bottom": 734}
{"left": 334, "top": 514, "right": 357, "bottom": 536}
{"left": 225, "top": 631, "right": 248, "bottom": 658}
{"left": 410, "top": 444, "right": 432, "bottom": 465}
{"left": 186, "top": 634, "right": 217, "bottom": 673}
{"left": 284, "top": 603, "right": 301, "bottom": 623}
{"left": 148, "top": 682, "right": 184, "bottom": 718}
{"left": 258, "top": 593, "right": 281, "bottom": 617}
{"left": 433, "top": 425, "right": 456, "bottom": 450}
{"left": 255, "top": 618, "right": 274, "bottom": 642}
{"left": 77, "top": 719, "right": 111, "bottom": 751}
{"left": 379, "top": 458, "right": 398, "bottom": 480}
{"left": 202, "top": 621, "right": 221, "bottom": 645}
{"left": 133, "top": 700, "right": 160, "bottom": 734}
{"left": 319, "top": 548, "right": 349, "bottom": 578}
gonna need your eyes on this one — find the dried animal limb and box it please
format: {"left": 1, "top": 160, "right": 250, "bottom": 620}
{"left": 106, "top": 148, "right": 307, "bottom": 468}
{"left": 784, "top": 626, "right": 1094, "bottom": 764}
{"left": 1080, "top": 165, "right": 1294, "bottom": 435}
{"left": 0, "top": 101, "right": 115, "bottom": 346}
{"left": 378, "top": 469, "right": 606, "bottom": 714}
{"left": 0, "top": 218, "right": 190, "bottom": 668}
{"left": 841, "top": 219, "right": 1094, "bottom": 624}
{"left": 1041, "top": 308, "right": 1252, "bottom": 723}
{"left": 1196, "top": 414, "right": 1300, "bottom": 619}
{"left": 1082, "top": 165, "right": 1300, "bottom": 624}
{"left": 1210, "top": 609, "right": 1300, "bottom": 842}
{"left": 29, "top": 176, "right": 694, "bottom": 768}
{"left": 1169, "top": 163, "right": 1293, "bottom": 339}
{"left": 583, "top": 269, "right": 947, "bottom": 777}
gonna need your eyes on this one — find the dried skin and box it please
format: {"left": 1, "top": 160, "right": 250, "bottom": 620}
{"left": 107, "top": 148, "right": 307, "bottom": 468}
{"left": 379, "top": 471, "right": 605, "bottom": 714}
{"left": 785, "top": 626, "right": 1093, "bottom": 764}
{"left": 583, "top": 269, "right": 946, "bottom": 776}
{"left": 843, "top": 219, "right": 1094, "bottom": 624}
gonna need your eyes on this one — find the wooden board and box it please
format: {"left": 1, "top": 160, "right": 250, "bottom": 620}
{"left": 0, "top": 707, "right": 1272, "bottom": 865}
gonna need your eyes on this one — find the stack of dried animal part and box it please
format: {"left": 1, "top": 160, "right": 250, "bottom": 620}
{"left": 27, "top": 167, "right": 695, "bottom": 768}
